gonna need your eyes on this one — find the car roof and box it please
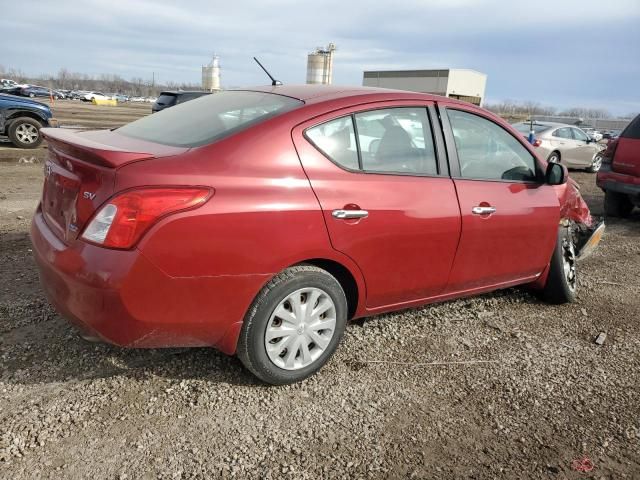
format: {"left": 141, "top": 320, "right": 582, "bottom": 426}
{"left": 234, "top": 84, "right": 459, "bottom": 106}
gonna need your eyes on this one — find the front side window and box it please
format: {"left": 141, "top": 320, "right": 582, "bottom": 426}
{"left": 355, "top": 108, "right": 437, "bottom": 174}
{"left": 572, "top": 128, "right": 589, "bottom": 142}
{"left": 447, "top": 109, "right": 537, "bottom": 182}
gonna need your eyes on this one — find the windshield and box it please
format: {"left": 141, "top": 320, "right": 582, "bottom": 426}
{"left": 512, "top": 123, "right": 551, "bottom": 135}
{"left": 118, "top": 90, "right": 303, "bottom": 147}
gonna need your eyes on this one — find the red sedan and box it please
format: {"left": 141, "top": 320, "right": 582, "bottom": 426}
{"left": 31, "top": 85, "right": 603, "bottom": 384}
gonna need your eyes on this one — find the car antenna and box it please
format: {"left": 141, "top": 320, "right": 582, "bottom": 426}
{"left": 253, "top": 57, "right": 282, "bottom": 86}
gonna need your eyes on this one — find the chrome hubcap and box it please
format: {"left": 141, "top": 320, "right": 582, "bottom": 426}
{"left": 264, "top": 287, "right": 336, "bottom": 370}
{"left": 591, "top": 154, "right": 602, "bottom": 171}
{"left": 562, "top": 238, "right": 577, "bottom": 292}
{"left": 15, "top": 124, "right": 39, "bottom": 144}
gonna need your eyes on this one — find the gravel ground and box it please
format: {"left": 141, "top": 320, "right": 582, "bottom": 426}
{"left": 0, "top": 137, "right": 639, "bottom": 478}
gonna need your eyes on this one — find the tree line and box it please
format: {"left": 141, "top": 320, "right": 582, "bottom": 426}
{"left": 0, "top": 66, "right": 201, "bottom": 97}
{"left": 483, "top": 100, "right": 635, "bottom": 120}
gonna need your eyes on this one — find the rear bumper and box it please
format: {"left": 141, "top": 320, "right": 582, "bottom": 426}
{"left": 30, "top": 209, "right": 269, "bottom": 354}
{"left": 596, "top": 167, "right": 640, "bottom": 196}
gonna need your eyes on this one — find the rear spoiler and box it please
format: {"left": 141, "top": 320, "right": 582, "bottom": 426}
{"left": 41, "top": 128, "right": 154, "bottom": 168}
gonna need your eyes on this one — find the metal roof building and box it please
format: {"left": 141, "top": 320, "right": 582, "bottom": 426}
{"left": 363, "top": 68, "right": 487, "bottom": 106}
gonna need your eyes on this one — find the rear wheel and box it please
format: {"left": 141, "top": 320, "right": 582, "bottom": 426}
{"left": 541, "top": 227, "right": 577, "bottom": 304}
{"left": 237, "top": 265, "right": 348, "bottom": 385}
{"left": 547, "top": 151, "right": 561, "bottom": 164}
{"left": 604, "top": 190, "right": 633, "bottom": 217}
{"left": 7, "top": 117, "right": 43, "bottom": 149}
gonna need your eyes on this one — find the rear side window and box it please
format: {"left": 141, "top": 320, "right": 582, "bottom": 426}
{"left": 305, "top": 107, "right": 438, "bottom": 175}
{"left": 306, "top": 117, "right": 359, "bottom": 170}
{"left": 118, "top": 91, "right": 303, "bottom": 147}
{"left": 553, "top": 128, "right": 572, "bottom": 139}
{"left": 355, "top": 108, "right": 437, "bottom": 175}
{"left": 447, "top": 109, "right": 537, "bottom": 182}
{"left": 621, "top": 115, "right": 640, "bottom": 139}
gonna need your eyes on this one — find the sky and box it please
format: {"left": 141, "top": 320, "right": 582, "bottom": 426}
{"left": 2, "top": 0, "right": 639, "bottom": 115}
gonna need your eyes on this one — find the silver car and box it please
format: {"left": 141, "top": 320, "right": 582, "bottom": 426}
{"left": 513, "top": 121, "right": 605, "bottom": 172}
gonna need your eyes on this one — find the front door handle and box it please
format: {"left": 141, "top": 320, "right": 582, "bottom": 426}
{"left": 472, "top": 206, "right": 496, "bottom": 215}
{"left": 332, "top": 209, "right": 369, "bottom": 219}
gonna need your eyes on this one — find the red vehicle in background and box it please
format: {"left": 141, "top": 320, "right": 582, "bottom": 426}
{"left": 597, "top": 114, "right": 640, "bottom": 217}
{"left": 31, "top": 85, "right": 602, "bottom": 384}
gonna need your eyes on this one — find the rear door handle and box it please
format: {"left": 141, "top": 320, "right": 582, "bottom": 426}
{"left": 472, "top": 206, "right": 496, "bottom": 215}
{"left": 332, "top": 209, "right": 369, "bottom": 219}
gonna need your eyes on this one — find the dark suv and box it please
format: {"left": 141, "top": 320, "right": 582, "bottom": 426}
{"left": 596, "top": 114, "right": 640, "bottom": 217}
{"left": 152, "top": 91, "right": 211, "bottom": 113}
{"left": 0, "top": 93, "right": 56, "bottom": 148}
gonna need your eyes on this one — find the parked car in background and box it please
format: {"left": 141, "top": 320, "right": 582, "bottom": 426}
{"left": 82, "top": 91, "right": 110, "bottom": 102}
{"left": 19, "top": 86, "right": 65, "bottom": 100}
{"left": 0, "top": 93, "right": 56, "bottom": 148}
{"left": 596, "top": 114, "right": 640, "bottom": 217}
{"left": 1, "top": 78, "right": 19, "bottom": 89}
{"left": 602, "top": 130, "right": 621, "bottom": 141}
{"left": 513, "top": 121, "right": 605, "bottom": 172}
{"left": 129, "top": 96, "right": 146, "bottom": 102}
{"left": 583, "top": 128, "right": 603, "bottom": 142}
{"left": 32, "top": 86, "right": 602, "bottom": 384}
{"left": 152, "top": 91, "right": 211, "bottom": 113}
{"left": 112, "top": 94, "right": 129, "bottom": 102}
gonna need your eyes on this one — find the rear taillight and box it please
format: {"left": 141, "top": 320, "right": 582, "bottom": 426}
{"left": 601, "top": 138, "right": 618, "bottom": 165}
{"left": 532, "top": 138, "right": 542, "bottom": 147}
{"left": 81, "top": 187, "right": 212, "bottom": 249}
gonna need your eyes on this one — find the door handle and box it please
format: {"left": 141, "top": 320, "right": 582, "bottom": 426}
{"left": 472, "top": 206, "right": 496, "bottom": 215}
{"left": 332, "top": 209, "right": 369, "bottom": 219}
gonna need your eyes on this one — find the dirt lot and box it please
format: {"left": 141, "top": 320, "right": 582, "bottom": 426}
{"left": 0, "top": 103, "right": 639, "bottom": 479}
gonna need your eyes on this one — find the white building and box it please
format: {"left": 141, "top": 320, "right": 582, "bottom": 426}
{"left": 363, "top": 68, "right": 487, "bottom": 106}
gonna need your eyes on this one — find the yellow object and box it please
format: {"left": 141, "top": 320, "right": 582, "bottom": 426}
{"left": 92, "top": 98, "right": 118, "bottom": 106}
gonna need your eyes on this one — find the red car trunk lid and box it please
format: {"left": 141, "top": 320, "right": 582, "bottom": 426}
{"left": 40, "top": 128, "right": 187, "bottom": 242}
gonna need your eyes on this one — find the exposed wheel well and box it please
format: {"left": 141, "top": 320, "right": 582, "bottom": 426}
{"left": 6, "top": 112, "right": 45, "bottom": 127}
{"left": 297, "top": 259, "right": 359, "bottom": 319}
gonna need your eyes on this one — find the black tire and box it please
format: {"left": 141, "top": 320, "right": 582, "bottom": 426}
{"left": 237, "top": 265, "right": 348, "bottom": 385}
{"left": 604, "top": 190, "right": 633, "bottom": 217}
{"left": 541, "top": 227, "right": 577, "bottom": 304}
{"left": 547, "top": 151, "right": 561, "bottom": 164}
{"left": 7, "top": 117, "right": 43, "bottom": 149}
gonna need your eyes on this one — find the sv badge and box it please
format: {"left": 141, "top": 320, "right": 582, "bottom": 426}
{"left": 83, "top": 191, "right": 97, "bottom": 200}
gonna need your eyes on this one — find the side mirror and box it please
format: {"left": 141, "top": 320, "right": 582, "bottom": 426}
{"left": 546, "top": 162, "right": 567, "bottom": 185}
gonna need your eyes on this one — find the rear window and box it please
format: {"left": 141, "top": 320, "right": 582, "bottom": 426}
{"left": 621, "top": 115, "right": 640, "bottom": 139}
{"left": 118, "top": 91, "right": 303, "bottom": 147}
{"left": 512, "top": 123, "right": 551, "bottom": 135}
{"left": 156, "top": 93, "right": 177, "bottom": 106}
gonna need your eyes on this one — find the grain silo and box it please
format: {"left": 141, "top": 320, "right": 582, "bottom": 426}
{"left": 306, "top": 43, "right": 336, "bottom": 85}
{"left": 202, "top": 54, "right": 221, "bottom": 91}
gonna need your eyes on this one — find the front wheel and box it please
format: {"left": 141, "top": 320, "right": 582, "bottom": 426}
{"left": 604, "top": 190, "right": 633, "bottom": 217}
{"left": 237, "top": 265, "right": 348, "bottom": 385}
{"left": 587, "top": 153, "right": 603, "bottom": 173}
{"left": 541, "top": 227, "right": 577, "bottom": 304}
{"left": 547, "top": 152, "right": 561, "bottom": 164}
{"left": 7, "top": 117, "right": 43, "bottom": 149}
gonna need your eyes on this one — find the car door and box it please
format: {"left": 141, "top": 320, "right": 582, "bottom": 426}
{"left": 549, "top": 127, "right": 579, "bottom": 165}
{"left": 292, "top": 102, "right": 461, "bottom": 309}
{"left": 440, "top": 105, "right": 559, "bottom": 293}
{"left": 570, "top": 128, "right": 598, "bottom": 167}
